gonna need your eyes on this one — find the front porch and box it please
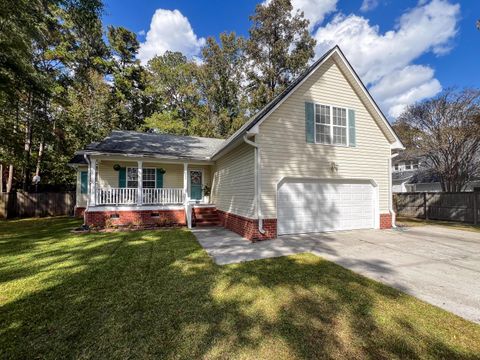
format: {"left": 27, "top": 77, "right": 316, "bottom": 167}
{"left": 86, "top": 159, "right": 213, "bottom": 207}
{"left": 80, "top": 157, "right": 216, "bottom": 228}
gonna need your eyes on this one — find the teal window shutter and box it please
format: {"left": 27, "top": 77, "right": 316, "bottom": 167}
{"left": 305, "top": 102, "right": 315, "bottom": 143}
{"left": 348, "top": 109, "right": 356, "bottom": 147}
{"left": 118, "top": 167, "right": 126, "bottom": 188}
{"left": 156, "top": 169, "right": 164, "bottom": 188}
{"left": 80, "top": 171, "right": 88, "bottom": 194}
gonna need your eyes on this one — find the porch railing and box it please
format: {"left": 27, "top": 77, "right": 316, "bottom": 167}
{"left": 142, "top": 188, "right": 184, "bottom": 205}
{"left": 95, "top": 187, "right": 185, "bottom": 205}
{"left": 96, "top": 188, "right": 137, "bottom": 205}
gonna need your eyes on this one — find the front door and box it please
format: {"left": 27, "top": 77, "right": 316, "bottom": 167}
{"left": 190, "top": 170, "right": 203, "bottom": 201}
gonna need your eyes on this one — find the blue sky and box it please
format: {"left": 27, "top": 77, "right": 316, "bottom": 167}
{"left": 102, "top": 0, "right": 479, "bottom": 119}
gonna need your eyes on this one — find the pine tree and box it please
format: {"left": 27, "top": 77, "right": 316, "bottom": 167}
{"left": 246, "top": 0, "right": 315, "bottom": 110}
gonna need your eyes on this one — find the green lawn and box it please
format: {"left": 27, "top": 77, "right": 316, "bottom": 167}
{"left": 1, "top": 218, "right": 480, "bottom": 359}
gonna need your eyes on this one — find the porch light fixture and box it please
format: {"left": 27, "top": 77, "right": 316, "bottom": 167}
{"left": 330, "top": 162, "right": 338, "bottom": 173}
{"left": 113, "top": 164, "right": 121, "bottom": 171}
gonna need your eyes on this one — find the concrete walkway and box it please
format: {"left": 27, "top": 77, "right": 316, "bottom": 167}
{"left": 192, "top": 225, "right": 480, "bottom": 324}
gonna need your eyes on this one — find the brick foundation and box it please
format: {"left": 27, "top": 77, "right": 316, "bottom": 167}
{"left": 85, "top": 209, "right": 186, "bottom": 228}
{"left": 380, "top": 213, "right": 393, "bottom": 229}
{"left": 74, "top": 207, "right": 86, "bottom": 218}
{"left": 217, "top": 210, "right": 277, "bottom": 241}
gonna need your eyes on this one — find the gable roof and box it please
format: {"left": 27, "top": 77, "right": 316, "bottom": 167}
{"left": 71, "top": 131, "right": 224, "bottom": 162}
{"left": 212, "top": 45, "right": 404, "bottom": 159}
{"left": 71, "top": 46, "right": 403, "bottom": 164}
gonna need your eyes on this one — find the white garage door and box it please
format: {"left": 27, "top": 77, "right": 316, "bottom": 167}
{"left": 277, "top": 180, "right": 375, "bottom": 235}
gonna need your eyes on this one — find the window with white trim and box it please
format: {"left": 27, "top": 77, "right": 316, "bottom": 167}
{"left": 142, "top": 168, "right": 156, "bottom": 188}
{"left": 315, "top": 104, "right": 348, "bottom": 146}
{"left": 127, "top": 168, "right": 138, "bottom": 188}
{"left": 126, "top": 167, "right": 156, "bottom": 188}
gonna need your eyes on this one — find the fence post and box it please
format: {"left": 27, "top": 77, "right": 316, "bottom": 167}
{"left": 423, "top": 192, "right": 428, "bottom": 220}
{"left": 474, "top": 192, "right": 478, "bottom": 225}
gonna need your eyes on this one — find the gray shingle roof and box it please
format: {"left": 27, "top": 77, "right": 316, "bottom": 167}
{"left": 392, "top": 171, "right": 414, "bottom": 182}
{"left": 76, "top": 131, "right": 225, "bottom": 161}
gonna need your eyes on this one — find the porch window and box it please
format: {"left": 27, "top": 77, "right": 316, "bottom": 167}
{"left": 315, "top": 104, "right": 348, "bottom": 146}
{"left": 142, "top": 168, "right": 156, "bottom": 188}
{"left": 127, "top": 168, "right": 138, "bottom": 188}
{"left": 126, "top": 167, "right": 156, "bottom": 188}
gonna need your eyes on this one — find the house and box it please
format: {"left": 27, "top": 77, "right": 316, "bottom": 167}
{"left": 68, "top": 46, "right": 404, "bottom": 240}
{"left": 392, "top": 153, "right": 480, "bottom": 192}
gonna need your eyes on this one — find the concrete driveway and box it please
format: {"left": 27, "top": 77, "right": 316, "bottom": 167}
{"left": 193, "top": 225, "right": 480, "bottom": 323}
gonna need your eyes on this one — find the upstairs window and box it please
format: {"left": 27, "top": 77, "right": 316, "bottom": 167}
{"left": 314, "top": 104, "right": 348, "bottom": 146}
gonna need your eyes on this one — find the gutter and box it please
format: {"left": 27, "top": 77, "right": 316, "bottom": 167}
{"left": 243, "top": 133, "right": 265, "bottom": 235}
{"left": 390, "top": 153, "right": 400, "bottom": 228}
{"left": 83, "top": 154, "right": 91, "bottom": 226}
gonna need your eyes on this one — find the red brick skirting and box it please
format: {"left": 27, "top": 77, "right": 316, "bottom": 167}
{"left": 380, "top": 213, "right": 393, "bottom": 229}
{"left": 85, "top": 209, "right": 186, "bottom": 228}
{"left": 217, "top": 210, "right": 276, "bottom": 241}
{"left": 75, "top": 207, "right": 86, "bottom": 218}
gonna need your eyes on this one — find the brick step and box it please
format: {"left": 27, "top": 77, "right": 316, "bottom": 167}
{"left": 195, "top": 221, "right": 221, "bottom": 227}
{"left": 193, "top": 209, "right": 217, "bottom": 215}
{"left": 194, "top": 214, "right": 220, "bottom": 221}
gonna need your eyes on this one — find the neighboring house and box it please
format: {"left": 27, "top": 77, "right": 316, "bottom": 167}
{"left": 68, "top": 46, "right": 403, "bottom": 240}
{"left": 392, "top": 153, "right": 480, "bottom": 192}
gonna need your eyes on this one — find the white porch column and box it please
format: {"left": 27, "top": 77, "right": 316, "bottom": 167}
{"left": 183, "top": 163, "right": 192, "bottom": 229}
{"left": 137, "top": 161, "right": 143, "bottom": 206}
{"left": 89, "top": 158, "right": 97, "bottom": 206}
{"left": 183, "top": 163, "right": 189, "bottom": 203}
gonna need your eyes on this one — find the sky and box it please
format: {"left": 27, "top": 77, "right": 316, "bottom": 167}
{"left": 102, "top": 0, "right": 480, "bottom": 120}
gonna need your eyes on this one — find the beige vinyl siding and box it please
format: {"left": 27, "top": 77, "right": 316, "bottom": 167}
{"left": 76, "top": 166, "right": 88, "bottom": 207}
{"left": 258, "top": 58, "right": 391, "bottom": 219}
{"left": 211, "top": 142, "right": 255, "bottom": 218}
{"left": 95, "top": 160, "right": 211, "bottom": 191}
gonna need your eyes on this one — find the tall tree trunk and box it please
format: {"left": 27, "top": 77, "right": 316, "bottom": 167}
{"left": 22, "top": 93, "right": 33, "bottom": 191}
{"left": 6, "top": 164, "right": 14, "bottom": 193}
{"left": 35, "top": 138, "right": 44, "bottom": 177}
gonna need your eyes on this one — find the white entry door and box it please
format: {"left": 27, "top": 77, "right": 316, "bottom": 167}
{"left": 277, "top": 179, "right": 375, "bottom": 235}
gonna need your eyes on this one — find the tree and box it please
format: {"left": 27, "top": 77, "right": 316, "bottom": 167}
{"left": 200, "top": 32, "right": 248, "bottom": 137}
{"left": 246, "top": 0, "right": 315, "bottom": 110}
{"left": 146, "top": 52, "right": 204, "bottom": 131}
{"left": 395, "top": 89, "right": 480, "bottom": 192}
{"left": 107, "top": 26, "right": 149, "bottom": 130}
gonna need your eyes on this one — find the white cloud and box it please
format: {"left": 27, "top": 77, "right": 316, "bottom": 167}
{"left": 313, "top": 0, "right": 459, "bottom": 118}
{"left": 138, "top": 30, "right": 145, "bottom": 36}
{"left": 138, "top": 9, "right": 205, "bottom": 64}
{"left": 263, "top": 0, "right": 338, "bottom": 28}
{"left": 370, "top": 65, "right": 442, "bottom": 117}
{"left": 360, "top": 0, "right": 379, "bottom": 12}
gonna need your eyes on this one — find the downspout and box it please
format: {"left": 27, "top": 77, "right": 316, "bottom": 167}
{"left": 390, "top": 153, "right": 399, "bottom": 228}
{"left": 83, "top": 154, "right": 91, "bottom": 226}
{"left": 243, "top": 134, "right": 266, "bottom": 235}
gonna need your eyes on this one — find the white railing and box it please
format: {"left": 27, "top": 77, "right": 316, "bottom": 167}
{"left": 142, "top": 188, "right": 184, "bottom": 205}
{"left": 96, "top": 188, "right": 137, "bottom": 205}
{"left": 95, "top": 187, "right": 185, "bottom": 205}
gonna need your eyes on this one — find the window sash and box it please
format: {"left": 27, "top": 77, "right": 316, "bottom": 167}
{"left": 126, "top": 167, "right": 156, "bottom": 188}
{"left": 314, "top": 104, "right": 348, "bottom": 146}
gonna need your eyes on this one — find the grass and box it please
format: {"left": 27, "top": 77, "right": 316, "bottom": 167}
{"left": 1, "top": 218, "right": 480, "bottom": 359}
{"left": 397, "top": 216, "right": 480, "bottom": 233}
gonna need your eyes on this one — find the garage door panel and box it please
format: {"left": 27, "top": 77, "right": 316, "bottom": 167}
{"left": 278, "top": 180, "right": 375, "bottom": 235}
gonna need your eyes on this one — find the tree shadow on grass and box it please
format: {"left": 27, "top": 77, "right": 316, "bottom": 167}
{"left": 1, "top": 218, "right": 479, "bottom": 359}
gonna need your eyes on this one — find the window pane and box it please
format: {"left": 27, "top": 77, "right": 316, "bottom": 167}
{"left": 316, "top": 124, "right": 331, "bottom": 144}
{"left": 333, "top": 126, "right": 347, "bottom": 145}
{"left": 143, "top": 168, "right": 155, "bottom": 181}
{"left": 316, "top": 105, "right": 330, "bottom": 124}
{"left": 127, "top": 168, "right": 137, "bottom": 188}
{"left": 332, "top": 107, "right": 346, "bottom": 126}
